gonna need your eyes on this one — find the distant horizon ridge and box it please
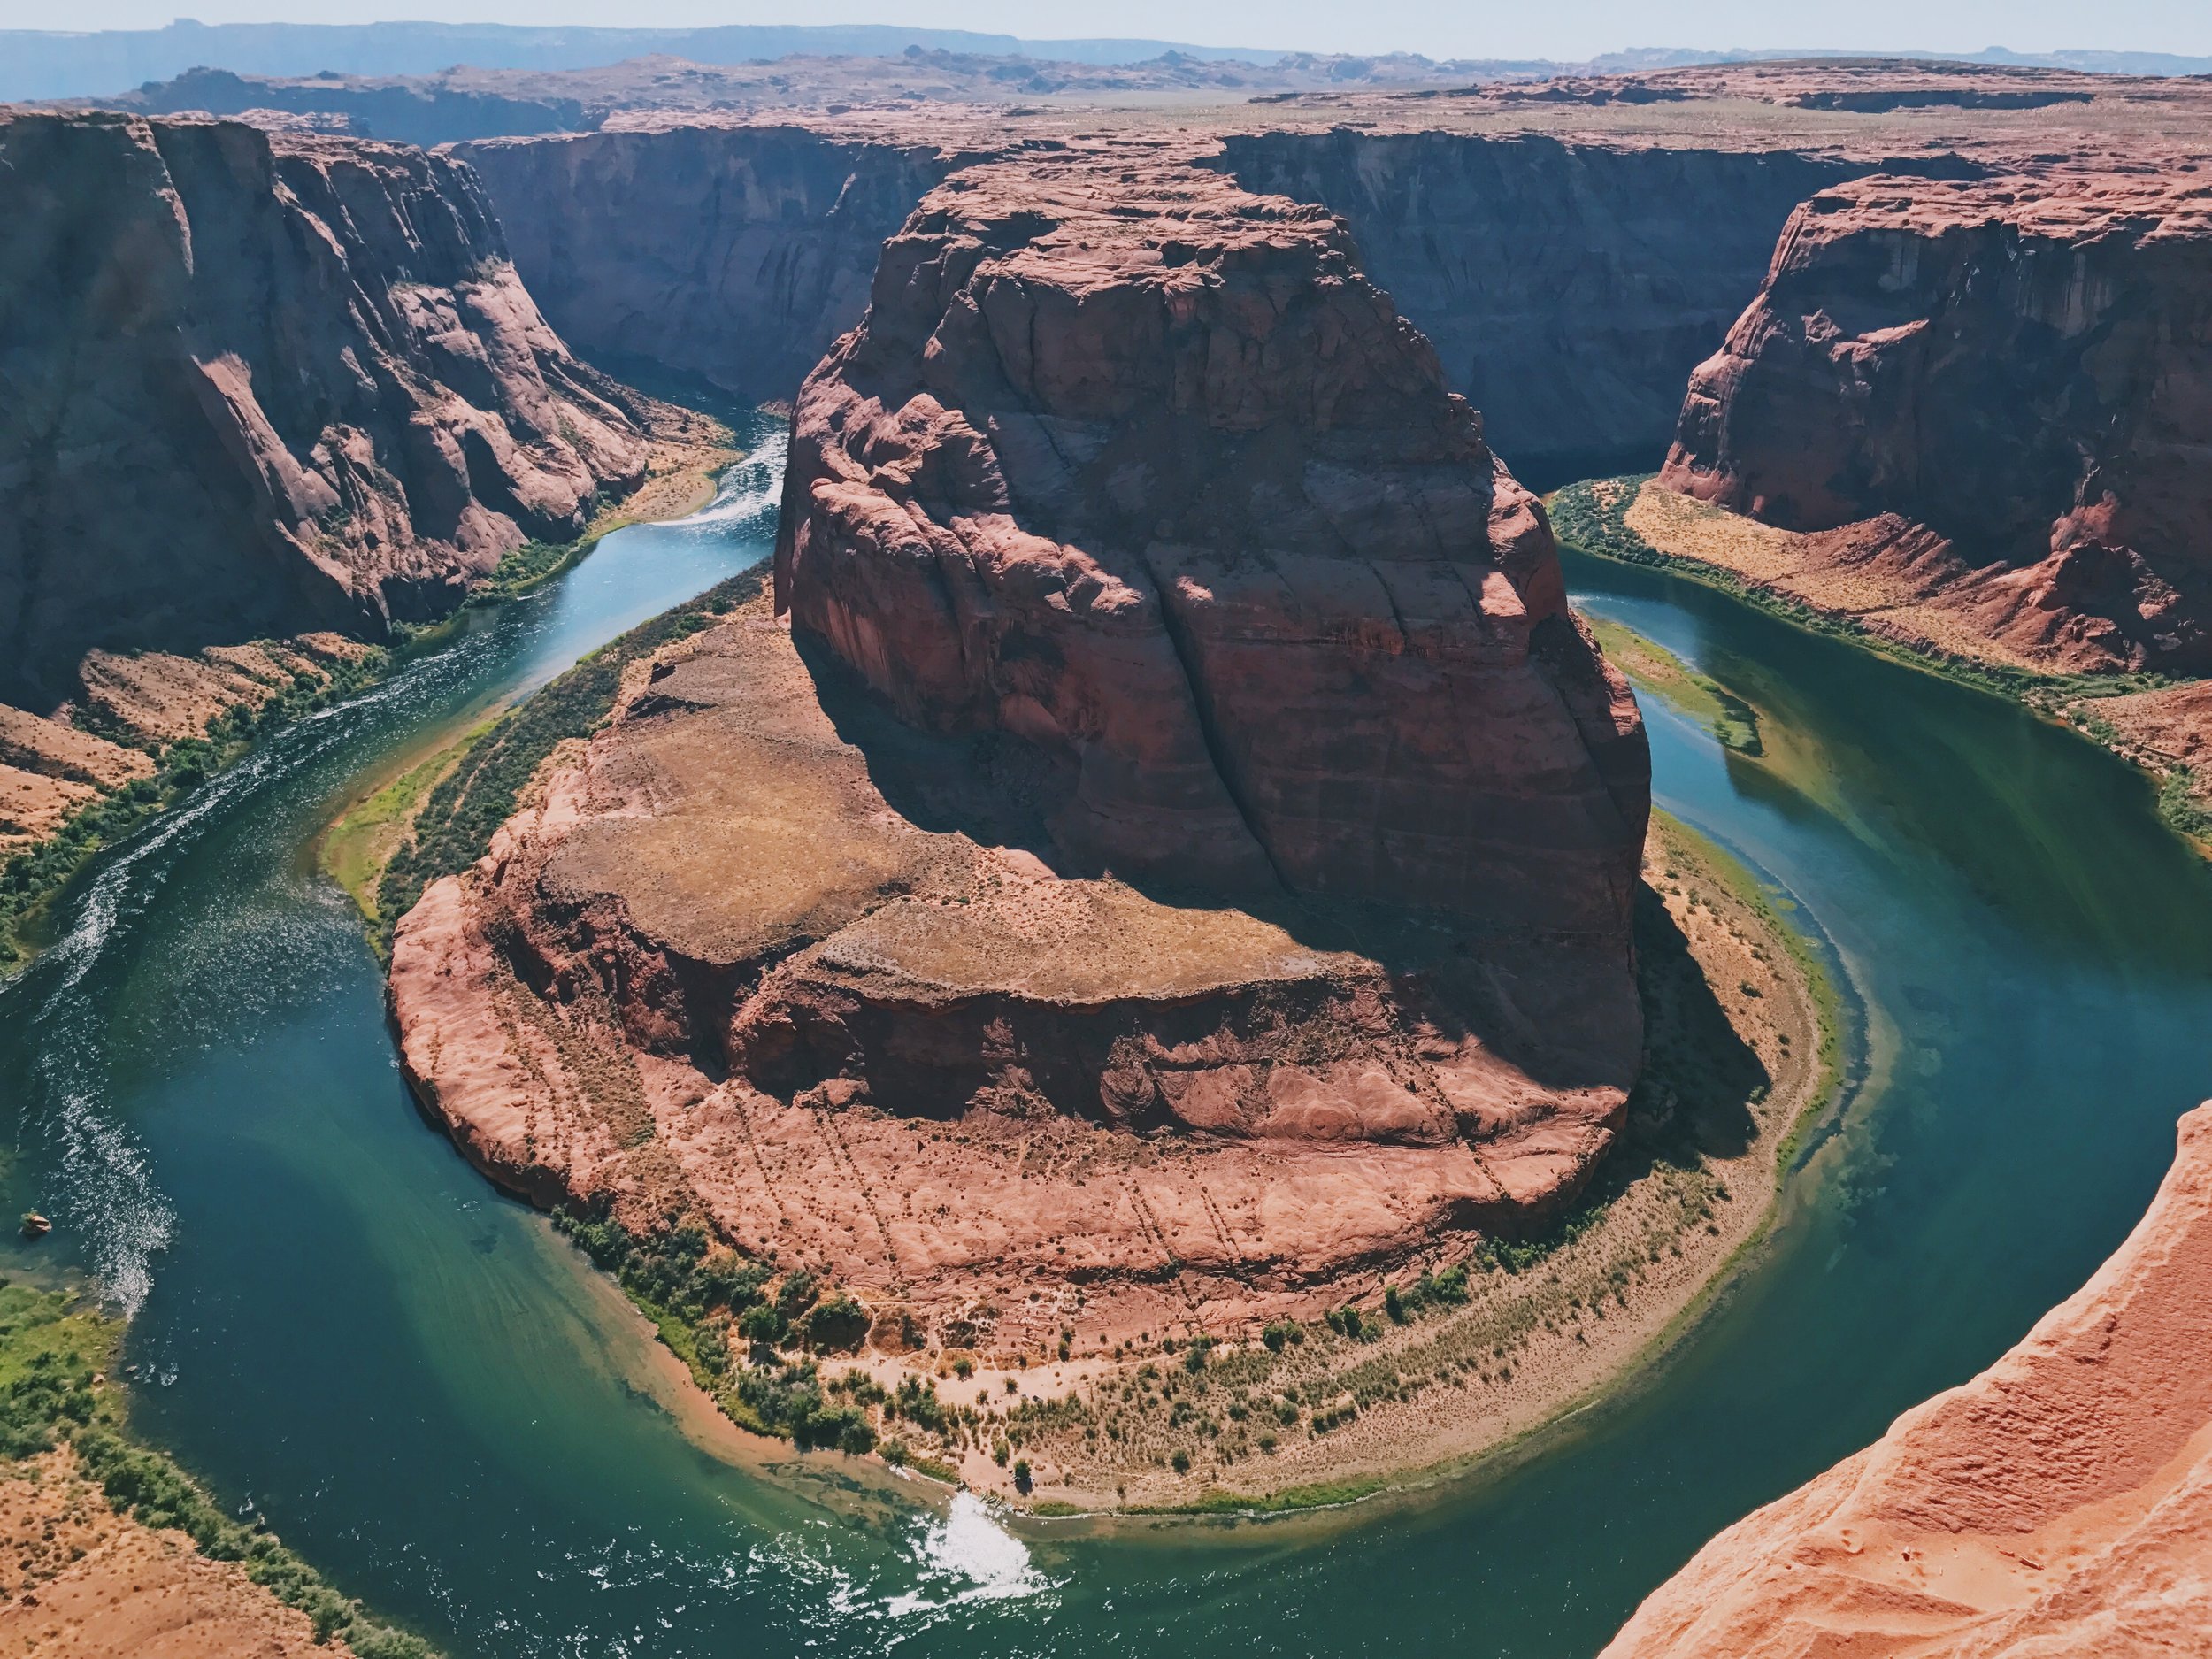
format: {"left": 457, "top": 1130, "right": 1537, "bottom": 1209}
{"left": 4, "top": 19, "right": 2209, "bottom": 103}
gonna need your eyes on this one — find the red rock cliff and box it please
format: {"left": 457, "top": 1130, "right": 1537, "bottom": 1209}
{"left": 1603, "top": 1101, "right": 2212, "bottom": 1658}
{"left": 776, "top": 156, "right": 1649, "bottom": 936}
{"left": 1213, "top": 132, "right": 1869, "bottom": 484}
{"left": 1663, "top": 173, "right": 2212, "bottom": 674}
{"left": 386, "top": 155, "right": 1655, "bottom": 1359}
{"left": 0, "top": 110, "right": 651, "bottom": 710}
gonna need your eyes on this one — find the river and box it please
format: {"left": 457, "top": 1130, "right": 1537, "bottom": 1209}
{"left": 4, "top": 442, "right": 2210, "bottom": 1659}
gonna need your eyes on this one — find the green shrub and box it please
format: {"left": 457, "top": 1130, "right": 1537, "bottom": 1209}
{"left": 1325, "top": 1305, "right": 1378, "bottom": 1341}
{"left": 736, "top": 1303, "right": 786, "bottom": 1346}
{"left": 803, "top": 1294, "right": 869, "bottom": 1353}
{"left": 893, "top": 1376, "right": 949, "bottom": 1432}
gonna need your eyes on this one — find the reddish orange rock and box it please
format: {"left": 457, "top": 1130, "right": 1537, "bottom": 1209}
{"left": 777, "top": 156, "right": 1648, "bottom": 924}
{"left": 1663, "top": 173, "right": 2212, "bottom": 675}
{"left": 389, "top": 157, "right": 1653, "bottom": 1350}
{"left": 0, "top": 110, "right": 654, "bottom": 710}
{"left": 1602, "top": 1102, "right": 2212, "bottom": 1659}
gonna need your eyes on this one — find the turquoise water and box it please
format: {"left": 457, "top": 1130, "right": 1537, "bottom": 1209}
{"left": 3, "top": 473, "right": 2210, "bottom": 1658}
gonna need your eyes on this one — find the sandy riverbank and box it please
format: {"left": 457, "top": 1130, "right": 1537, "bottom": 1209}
{"left": 0, "top": 1447, "right": 365, "bottom": 1659}
{"left": 922, "top": 812, "right": 1839, "bottom": 1512}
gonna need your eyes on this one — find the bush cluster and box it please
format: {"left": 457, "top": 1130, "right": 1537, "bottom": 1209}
{"left": 0, "top": 1284, "right": 434, "bottom": 1655}
{"left": 551, "top": 1199, "right": 884, "bottom": 1459}
{"left": 730, "top": 1360, "right": 877, "bottom": 1451}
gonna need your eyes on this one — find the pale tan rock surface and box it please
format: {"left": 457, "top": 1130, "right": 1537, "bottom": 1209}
{"left": 0, "top": 1448, "right": 360, "bottom": 1659}
{"left": 1602, "top": 1102, "right": 2212, "bottom": 1659}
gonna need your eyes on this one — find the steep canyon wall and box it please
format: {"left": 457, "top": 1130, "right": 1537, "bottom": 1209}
{"left": 457, "top": 121, "right": 1881, "bottom": 488}
{"left": 1213, "top": 132, "right": 1865, "bottom": 484}
{"left": 1664, "top": 173, "right": 2212, "bottom": 674}
{"left": 777, "top": 154, "right": 1651, "bottom": 928}
{"left": 0, "top": 110, "right": 652, "bottom": 710}
{"left": 456, "top": 125, "right": 956, "bottom": 409}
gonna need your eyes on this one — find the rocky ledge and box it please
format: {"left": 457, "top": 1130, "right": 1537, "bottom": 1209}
{"left": 1604, "top": 1101, "right": 2212, "bottom": 1657}
{"left": 389, "top": 159, "right": 1650, "bottom": 1349}
{"left": 1663, "top": 172, "right": 2212, "bottom": 677}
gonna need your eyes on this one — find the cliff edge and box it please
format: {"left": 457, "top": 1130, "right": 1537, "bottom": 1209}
{"left": 1663, "top": 173, "right": 2212, "bottom": 676}
{"left": 1604, "top": 1101, "right": 2212, "bottom": 1658}
{"left": 0, "top": 110, "right": 654, "bottom": 710}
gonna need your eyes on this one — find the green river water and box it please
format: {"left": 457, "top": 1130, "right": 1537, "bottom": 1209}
{"left": 4, "top": 427, "right": 2211, "bottom": 1658}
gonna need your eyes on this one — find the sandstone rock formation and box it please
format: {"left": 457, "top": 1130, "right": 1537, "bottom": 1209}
{"left": 458, "top": 119, "right": 1870, "bottom": 486}
{"left": 0, "top": 110, "right": 653, "bottom": 710}
{"left": 445, "top": 58, "right": 2212, "bottom": 484}
{"left": 778, "top": 157, "right": 1648, "bottom": 922}
{"left": 1212, "top": 133, "right": 1861, "bottom": 482}
{"left": 1603, "top": 1101, "right": 2212, "bottom": 1658}
{"left": 457, "top": 123, "right": 953, "bottom": 408}
{"left": 1663, "top": 173, "right": 2212, "bottom": 675}
{"left": 388, "top": 160, "right": 1652, "bottom": 1348}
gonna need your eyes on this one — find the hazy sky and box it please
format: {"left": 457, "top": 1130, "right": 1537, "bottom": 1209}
{"left": 4, "top": 0, "right": 2209, "bottom": 62}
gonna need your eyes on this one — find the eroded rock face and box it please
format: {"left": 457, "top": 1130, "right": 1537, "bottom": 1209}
{"left": 457, "top": 124, "right": 954, "bottom": 406}
{"left": 0, "top": 110, "right": 650, "bottom": 709}
{"left": 390, "top": 159, "right": 1653, "bottom": 1345}
{"left": 1602, "top": 1102, "right": 2212, "bottom": 1659}
{"left": 777, "top": 157, "right": 1649, "bottom": 927}
{"left": 1213, "top": 132, "right": 1864, "bottom": 483}
{"left": 394, "top": 588, "right": 1645, "bottom": 1348}
{"left": 1663, "top": 173, "right": 2212, "bottom": 674}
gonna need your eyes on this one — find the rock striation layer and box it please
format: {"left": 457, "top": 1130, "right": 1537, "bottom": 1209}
{"left": 390, "top": 159, "right": 1652, "bottom": 1348}
{"left": 0, "top": 109, "right": 652, "bottom": 710}
{"left": 777, "top": 157, "right": 1649, "bottom": 930}
{"left": 457, "top": 124, "right": 955, "bottom": 407}
{"left": 1213, "top": 133, "right": 1863, "bottom": 482}
{"left": 1603, "top": 1101, "right": 2212, "bottom": 1659}
{"left": 1663, "top": 173, "right": 2212, "bottom": 675}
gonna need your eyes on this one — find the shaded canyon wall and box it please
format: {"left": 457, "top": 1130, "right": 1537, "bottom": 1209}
{"left": 456, "top": 125, "right": 957, "bottom": 409}
{"left": 0, "top": 110, "right": 651, "bottom": 710}
{"left": 457, "top": 122, "right": 1880, "bottom": 488}
{"left": 1212, "top": 131, "right": 1866, "bottom": 485}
